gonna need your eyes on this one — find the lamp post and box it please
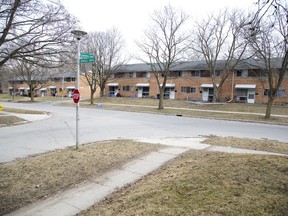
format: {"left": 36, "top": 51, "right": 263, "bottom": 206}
{"left": 71, "top": 30, "right": 87, "bottom": 149}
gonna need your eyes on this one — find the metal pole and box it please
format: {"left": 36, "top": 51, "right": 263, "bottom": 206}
{"left": 76, "top": 38, "right": 80, "bottom": 149}
{"left": 62, "top": 74, "right": 64, "bottom": 103}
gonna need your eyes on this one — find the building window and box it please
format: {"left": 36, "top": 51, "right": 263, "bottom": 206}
{"left": 136, "top": 72, "right": 147, "bottom": 78}
{"left": 264, "top": 89, "right": 286, "bottom": 97}
{"left": 123, "top": 86, "right": 133, "bottom": 91}
{"left": 215, "top": 70, "right": 221, "bottom": 77}
{"left": 114, "top": 72, "right": 126, "bottom": 78}
{"left": 277, "top": 89, "right": 286, "bottom": 97}
{"left": 236, "top": 70, "right": 248, "bottom": 77}
{"left": 191, "top": 70, "right": 200, "bottom": 77}
{"left": 181, "top": 86, "right": 196, "bottom": 94}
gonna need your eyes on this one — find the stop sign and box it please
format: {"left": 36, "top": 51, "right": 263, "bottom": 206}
{"left": 72, "top": 89, "right": 80, "bottom": 103}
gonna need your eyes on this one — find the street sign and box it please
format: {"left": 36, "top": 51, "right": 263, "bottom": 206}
{"left": 72, "top": 89, "right": 80, "bottom": 104}
{"left": 80, "top": 53, "right": 94, "bottom": 59}
{"left": 80, "top": 58, "right": 95, "bottom": 63}
{"left": 80, "top": 53, "right": 95, "bottom": 64}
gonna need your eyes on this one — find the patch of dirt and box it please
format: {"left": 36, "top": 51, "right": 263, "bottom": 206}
{"left": 0, "top": 140, "right": 163, "bottom": 215}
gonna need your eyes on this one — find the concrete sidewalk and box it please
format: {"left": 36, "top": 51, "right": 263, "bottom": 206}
{"left": 7, "top": 137, "right": 287, "bottom": 216}
{"left": 7, "top": 147, "right": 189, "bottom": 216}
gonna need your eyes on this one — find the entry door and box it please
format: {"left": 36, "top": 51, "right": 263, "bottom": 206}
{"left": 247, "top": 89, "right": 255, "bottom": 104}
{"left": 202, "top": 88, "right": 209, "bottom": 101}
{"left": 138, "top": 87, "right": 143, "bottom": 98}
{"left": 169, "top": 88, "right": 175, "bottom": 99}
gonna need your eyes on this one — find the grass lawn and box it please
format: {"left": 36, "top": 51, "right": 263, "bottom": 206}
{"left": 1, "top": 137, "right": 287, "bottom": 215}
{"left": 79, "top": 151, "right": 288, "bottom": 216}
{"left": 0, "top": 140, "right": 164, "bottom": 215}
{"left": 80, "top": 97, "right": 288, "bottom": 125}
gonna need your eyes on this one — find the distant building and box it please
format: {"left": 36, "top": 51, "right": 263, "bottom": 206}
{"left": 5, "top": 59, "right": 288, "bottom": 104}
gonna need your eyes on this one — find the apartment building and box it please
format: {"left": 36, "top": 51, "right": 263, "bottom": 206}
{"left": 5, "top": 59, "right": 288, "bottom": 105}
{"left": 106, "top": 60, "right": 288, "bottom": 104}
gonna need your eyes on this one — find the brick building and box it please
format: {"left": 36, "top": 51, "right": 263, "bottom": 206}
{"left": 107, "top": 59, "right": 288, "bottom": 104}
{"left": 5, "top": 59, "right": 288, "bottom": 105}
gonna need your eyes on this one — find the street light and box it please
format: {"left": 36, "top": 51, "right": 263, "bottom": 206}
{"left": 71, "top": 30, "right": 87, "bottom": 149}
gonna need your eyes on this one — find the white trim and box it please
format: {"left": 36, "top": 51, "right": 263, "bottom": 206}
{"left": 18, "top": 87, "right": 25, "bottom": 90}
{"left": 136, "top": 83, "right": 150, "bottom": 87}
{"left": 40, "top": 88, "right": 47, "bottom": 91}
{"left": 66, "top": 86, "right": 75, "bottom": 89}
{"left": 107, "top": 83, "right": 119, "bottom": 86}
{"left": 235, "top": 84, "right": 256, "bottom": 89}
{"left": 48, "top": 86, "right": 56, "bottom": 89}
{"left": 201, "top": 84, "right": 219, "bottom": 88}
{"left": 8, "top": 87, "right": 13, "bottom": 89}
{"left": 160, "top": 83, "right": 175, "bottom": 87}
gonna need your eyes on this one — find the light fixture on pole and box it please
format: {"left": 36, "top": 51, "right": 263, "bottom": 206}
{"left": 71, "top": 30, "right": 87, "bottom": 149}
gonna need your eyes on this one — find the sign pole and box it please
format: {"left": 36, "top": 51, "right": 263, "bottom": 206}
{"left": 71, "top": 30, "right": 87, "bottom": 149}
{"left": 76, "top": 38, "right": 80, "bottom": 149}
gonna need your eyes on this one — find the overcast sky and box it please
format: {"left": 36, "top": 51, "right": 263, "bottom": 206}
{"left": 61, "top": 0, "right": 256, "bottom": 62}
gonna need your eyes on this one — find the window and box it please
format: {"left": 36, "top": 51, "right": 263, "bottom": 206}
{"left": 215, "top": 70, "right": 221, "bottom": 77}
{"left": 123, "top": 86, "right": 133, "bottom": 91}
{"left": 181, "top": 86, "right": 196, "bottom": 94}
{"left": 136, "top": 72, "right": 147, "bottom": 78}
{"left": 278, "top": 89, "right": 286, "bottom": 97}
{"left": 264, "top": 89, "right": 286, "bottom": 97}
{"left": 191, "top": 70, "right": 200, "bottom": 77}
{"left": 114, "top": 72, "right": 126, "bottom": 78}
{"left": 236, "top": 70, "right": 248, "bottom": 77}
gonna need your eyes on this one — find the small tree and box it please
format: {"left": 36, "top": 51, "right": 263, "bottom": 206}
{"left": 190, "top": 9, "right": 250, "bottom": 102}
{"left": 81, "top": 28, "right": 127, "bottom": 104}
{"left": 9, "top": 59, "right": 51, "bottom": 102}
{"left": 137, "top": 5, "right": 189, "bottom": 109}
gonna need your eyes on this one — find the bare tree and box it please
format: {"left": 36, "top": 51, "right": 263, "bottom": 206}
{"left": 81, "top": 28, "right": 127, "bottom": 104}
{"left": 136, "top": 5, "right": 189, "bottom": 109}
{"left": 247, "top": 0, "right": 288, "bottom": 118}
{"left": 190, "top": 9, "right": 250, "bottom": 102}
{"left": 0, "top": 0, "right": 77, "bottom": 68}
{"left": 8, "top": 59, "right": 51, "bottom": 102}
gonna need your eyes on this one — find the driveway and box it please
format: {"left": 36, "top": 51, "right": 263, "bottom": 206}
{"left": 0, "top": 101, "right": 287, "bottom": 163}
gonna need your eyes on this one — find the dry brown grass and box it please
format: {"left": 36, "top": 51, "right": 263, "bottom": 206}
{"left": 79, "top": 151, "right": 288, "bottom": 216}
{"left": 203, "top": 136, "right": 288, "bottom": 155}
{"left": 80, "top": 97, "right": 288, "bottom": 125}
{"left": 0, "top": 115, "right": 25, "bottom": 126}
{"left": 0, "top": 140, "right": 163, "bottom": 215}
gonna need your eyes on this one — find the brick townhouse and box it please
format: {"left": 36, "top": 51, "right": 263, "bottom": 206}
{"left": 5, "top": 59, "right": 288, "bottom": 105}
{"left": 107, "top": 59, "right": 288, "bottom": 104}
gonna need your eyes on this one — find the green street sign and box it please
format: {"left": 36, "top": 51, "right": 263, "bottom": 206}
{"left": 80, "top": 58, "right": 95, "bottom": 63}
{"left": 80, "top": 53, "right": 94, "bottom": 59}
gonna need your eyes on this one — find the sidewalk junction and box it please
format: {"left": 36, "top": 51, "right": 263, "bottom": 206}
{"left": 7, "top": 137, "right": 287, "bottom": 216}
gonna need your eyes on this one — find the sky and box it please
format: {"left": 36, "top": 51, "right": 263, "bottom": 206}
{"left": 61, "top": 0, "right": 256, "bottom": 63}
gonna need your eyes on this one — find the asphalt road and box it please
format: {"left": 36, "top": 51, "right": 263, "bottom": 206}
{"left": 0, "top": 101, "right": 287, "bottom": 163}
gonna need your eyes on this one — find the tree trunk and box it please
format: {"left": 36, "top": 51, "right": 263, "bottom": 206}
{"left": 30, "top": 89, "right": 34, "bottom": 102}
{"left": 90, "top": 90, "right": 94, "bottom": 105}
{"left": 265, "top": 97, "right": 274, "bottom": 119}
{"left": 158, "top": 87, "right": 164, "bottom": 110}
{"left": 213, "top": 87, "right": 220, "bottom": 102}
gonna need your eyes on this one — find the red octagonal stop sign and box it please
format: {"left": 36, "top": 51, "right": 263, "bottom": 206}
{"left": 72, "top": 89, "right": 80, "bottom": 104}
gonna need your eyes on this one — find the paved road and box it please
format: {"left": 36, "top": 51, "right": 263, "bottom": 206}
{"left": 0, "top": 101, "right": 287, "bottom": 163}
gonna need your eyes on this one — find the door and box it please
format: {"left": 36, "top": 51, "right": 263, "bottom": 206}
{"left": 202, "top": 88, "right": 209, "bottom": 101}
{"left": 247, "top": 89, "right": 255, "bottom": 103}
{"left": 138, "top": 87, "right": 143, "bottom": 98}
{"left": 169, "top": 88, "right": 175, "bottom": 99}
